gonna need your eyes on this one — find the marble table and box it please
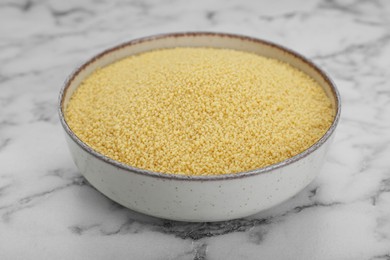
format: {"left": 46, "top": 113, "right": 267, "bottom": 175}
{"left": 1, "top": 0, "right": 390, "bottom": 259}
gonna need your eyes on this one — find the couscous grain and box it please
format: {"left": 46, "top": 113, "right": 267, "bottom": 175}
{"left": 65, "top": 47, "right": 334, "bottom": 175}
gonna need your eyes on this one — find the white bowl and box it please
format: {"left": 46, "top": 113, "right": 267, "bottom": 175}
{"left": 58, "top": 32, "right": 341, "bottom": 222}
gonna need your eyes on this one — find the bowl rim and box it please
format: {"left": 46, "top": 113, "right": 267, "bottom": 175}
{"left": 58, "top": 31, "right": 341, "bottom": 181}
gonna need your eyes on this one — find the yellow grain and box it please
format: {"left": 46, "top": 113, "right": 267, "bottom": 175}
{"left": 65, "top": 47, "right": 334, "bottom": 175}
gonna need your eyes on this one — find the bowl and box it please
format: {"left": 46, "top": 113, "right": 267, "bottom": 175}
{"left": 58, "top": 32, "right": 340, "bottom": 222}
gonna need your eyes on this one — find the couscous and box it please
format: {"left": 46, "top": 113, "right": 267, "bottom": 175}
{"left": 65, "top": 48, "right": 333, "bottom": 175}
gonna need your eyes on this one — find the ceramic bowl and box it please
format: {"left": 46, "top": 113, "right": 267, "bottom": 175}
{"left": 58, "top": 32, "right": 341, "bottom": 222}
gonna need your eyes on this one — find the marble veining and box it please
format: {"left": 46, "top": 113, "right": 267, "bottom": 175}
{"left": 1, "top": 0, "right": 390, "bottom": 259}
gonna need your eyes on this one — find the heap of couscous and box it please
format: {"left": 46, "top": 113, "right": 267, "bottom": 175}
{"left": 65, "top": 48, "right": 334, "bottom": 175}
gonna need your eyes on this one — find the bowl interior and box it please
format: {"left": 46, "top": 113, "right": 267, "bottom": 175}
{"left": 59, "top": 32, "right": 340, "bottom": 179}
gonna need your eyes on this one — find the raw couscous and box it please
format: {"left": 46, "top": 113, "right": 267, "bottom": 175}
{"left": 65, "top": 47, "right": 334, "bottom": 176}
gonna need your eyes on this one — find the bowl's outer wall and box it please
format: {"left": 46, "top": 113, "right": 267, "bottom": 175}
{"left": 65, "top": 133, "right": 333, "bottom": 221}
{"left": 60, "top": 33, "right": 340, "bottom": 222}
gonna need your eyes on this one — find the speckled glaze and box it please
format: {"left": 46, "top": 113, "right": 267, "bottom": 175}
{"left": 59, "top": 32, "right": 340, "bottom": 222}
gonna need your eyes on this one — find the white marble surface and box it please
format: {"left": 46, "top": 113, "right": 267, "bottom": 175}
{"left": 1, "top": 0, "right": 390, "bottom": 259}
